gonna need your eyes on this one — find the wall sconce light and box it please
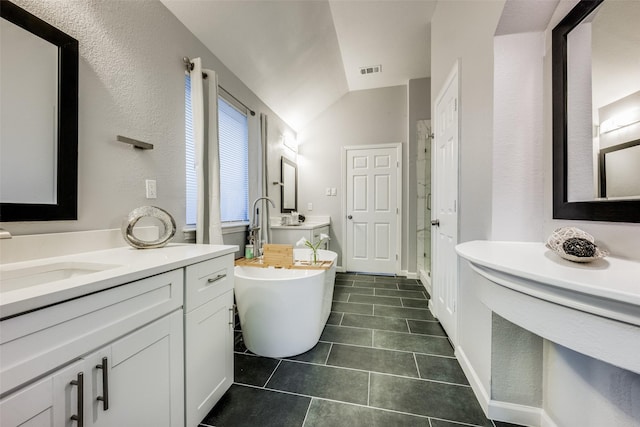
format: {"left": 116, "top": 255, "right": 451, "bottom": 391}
{"left": 283, "top": 132, "right": 298, "bottom": 153}
{"left": 600, "top": 106, "right": 640, "bottom": 134}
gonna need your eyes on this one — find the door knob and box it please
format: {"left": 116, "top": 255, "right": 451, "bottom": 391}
{"left": 347, "top": 215, "right": 353, "bottom": 220}
{"left": 431, "top": 219, "right": 440, "bottom": 227}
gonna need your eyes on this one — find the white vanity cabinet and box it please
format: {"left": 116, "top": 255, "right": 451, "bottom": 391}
{"left": 271, "top": 223, "right": 330, "bottom": 250}
{"left": 0, "top": 270, "right": 185, "bottom": 427}
{"left": 184, "top": 254, "right": 234, "bottom": 427}
{"left": 0, "top": 245, "right": 237, "bottom": 427}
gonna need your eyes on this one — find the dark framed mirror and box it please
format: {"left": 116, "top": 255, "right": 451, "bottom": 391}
{"left": 552, "top": 0, "right": 640, "bottom": 222}
{"left": 0, "top": 1, "right": 78, "bottom": 221}
{"left": 281, "top": 156, "right": 297, "bottom": 213}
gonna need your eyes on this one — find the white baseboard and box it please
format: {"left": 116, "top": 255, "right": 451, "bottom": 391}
{"left": 404, "top": 271, "right": 418, "bottom": 279}
{"left": 458, "top": 347, "right": 557, "bottom": 427}
{"left": 419, "top": 270, "right": 432, "bottom": 297}
{"left": 455, "top": 346, "right": 490, "bottom": 415}
{"left": 428, "top": 298, "right": 437, "bottom": 319}
{"left": 488, "top": 400, "right": 544, "bottom": 427}
{"left": 540, "top": 411, "right": 559, "bottom": 427}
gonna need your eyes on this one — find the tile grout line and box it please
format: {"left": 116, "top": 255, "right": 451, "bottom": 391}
{"left": 262, "top": 358, "right": 282, "bottom": 388}
{"left": 316, "top": 340, "right": 456, "bottom": 359}
{"left": 269, "top": 358, "right": 471, "bottom": 388}
{"left": 413, "top": 352, "right": 422, "bottom": 379}
{"left": 324, "top": 342, "right": 334, "bottom": 365}
{"left": 367, "top": 371, "right": 371, "bottom": 406}
{"left": 301, "top": 397, "right": 314, "bottom": 427}
{"left": 325, "top": 320, "right": 445, "bottom": 336}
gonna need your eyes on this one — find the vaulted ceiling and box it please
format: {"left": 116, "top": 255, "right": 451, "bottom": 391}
{"left": 161, "top": 0, "right": 437, "bottom": 130}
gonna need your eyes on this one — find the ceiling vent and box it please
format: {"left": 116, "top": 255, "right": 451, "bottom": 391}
{"left": 359, "top": 65, "right": 382, "bottom": 75}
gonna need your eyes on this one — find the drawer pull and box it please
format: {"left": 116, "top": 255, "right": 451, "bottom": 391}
{"left": 96, "top": 357, "right": 110, "bottom": 410}
{"left": 207, "top": 274, "right": 226, "bottom": 284}
{"left": 70, "top": 372, "right": 84, "bottom": 426}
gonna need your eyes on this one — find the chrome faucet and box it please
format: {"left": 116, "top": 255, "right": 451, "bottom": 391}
{"left": 250, "top": 197, "right": 275, "bottom": 256}
{"left": 0, "top": 228, "right": 12, "bottom": 239}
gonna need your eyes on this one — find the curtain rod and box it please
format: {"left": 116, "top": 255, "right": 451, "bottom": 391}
{"left": 183, "top": 57, "right": 256, "bottom": 117}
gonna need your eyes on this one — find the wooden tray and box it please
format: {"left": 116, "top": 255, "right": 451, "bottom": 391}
{"left": 235, "top": 257, "right": 333, "bottom": 270}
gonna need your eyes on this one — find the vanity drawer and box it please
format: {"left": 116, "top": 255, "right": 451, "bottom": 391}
{"left": 184, "top": 254, "right": 234, "bottom": 313}
{"left": 0, "top": 269, "right": 183, "bottom": 396}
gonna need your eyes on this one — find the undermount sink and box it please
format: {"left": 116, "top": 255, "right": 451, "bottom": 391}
{"left": 0, "top": 262, "right": 120, "bottom": 293}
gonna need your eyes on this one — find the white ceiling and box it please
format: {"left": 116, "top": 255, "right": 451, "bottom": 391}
{"left": 161, "top": 0, "right": 436, "bottom": 130}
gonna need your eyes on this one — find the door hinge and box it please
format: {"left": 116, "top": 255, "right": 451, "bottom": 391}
{"left": 455, "top": 98, "right": 458, "bottom": 112}
{"left": 454, "top": 200, "right": 457, "bottom": 213}
{"left": 395, "top": 254, "right": 398, "bottom": 260}
{"left": 396, "top": 207, "right": 399, "bottom": 214}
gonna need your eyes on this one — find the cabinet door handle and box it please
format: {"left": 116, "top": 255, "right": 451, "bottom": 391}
{"left": 70, "top": 372, "right": 84, "bottom": 426}
{"left": 207, "top": 273, "right": 226, "bottom": 284}
{"left": 96, "top": 357, "right": 110, "bottom": 410}
{"left": 228, "top": 305, "right": 235, "bottom": 328}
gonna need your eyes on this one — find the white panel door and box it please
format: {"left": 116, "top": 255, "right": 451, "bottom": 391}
{"left": 345, "top": 145, "right": 400, "bottom": 274}
{"left": 432, "top": 62, "right": 459, "bottom": 345}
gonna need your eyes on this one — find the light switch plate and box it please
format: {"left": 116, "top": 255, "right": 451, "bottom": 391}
{"left": 145, "top": 179, "right": 157, "bottom": 199}
{"left": 331, "top": 188, "right": 337, "bottom": 196}
{"left": 307, "top": 202, "right": 313, "bottom": 211}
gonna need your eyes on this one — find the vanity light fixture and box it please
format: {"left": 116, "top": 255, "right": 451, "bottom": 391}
{"left": 600, "top": 106, "right": 640, "bottom": 134}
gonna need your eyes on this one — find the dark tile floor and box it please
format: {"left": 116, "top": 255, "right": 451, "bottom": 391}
{"left": 200, "top": 273, "right": 522, "bottom": 427}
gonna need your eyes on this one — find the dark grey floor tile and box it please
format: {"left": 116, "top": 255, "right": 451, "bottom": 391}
{"left": 398, "top": 283, "right": 427, "bottom": 292}
{"left": 415, "top": 353, "right": 469, "bottom": 385}
{"left": 375, "top": 289, "right": 426, "bottom": 299}
{"left": 371, "top": 276, "right": 402, "bottom": 284}
{"left": 341, "top": 313, "right": 409, "bottom": 333}
{"left": 327, "top": 343, "right": 418, "bottom": 377}
{"left": 303, "top": 398, "right": 431, "bottom": 427}
{"left": 402, "top": 298, "right": 430, "bottom": 309}
{"left": 320, "top": 325, "right": 373, "bottom": 346}
{"left": 430, "top": 419, "right": 490, "bottom": 427}
{"left": 326, "top": 311, "right": 343, "bottom": 325}
{"left": 369, "top": 374, "right": 492, "bottom": 427}
{"left": 332, "top": 292, "right": 350, "bottom": 302}
{"left": 351, "top": 281, "right": 399, "bottom": 290}
{"left": 407, "top": 319, "right": 447, "bottom": 336}
{"left": 331, "top": 301, "right": 374, "bottom": 315}
{"left": 266, "top": 361, "right": 368, "bottom": 405}
{"left": 202, "top": 384, "right": 310, "bottom": 427}
{"left": 351, "top": 274, "right": 377, "bottom": 282}
{"left": 335, "top": 279, "right": 354, "bottom": 287}
{"left": 374, "top": 305, "right": 436, "bottom": 321}
{"left": 348, "top": 294, "right": 402, "bottom": 306}
{"left": 234, "top": 353, "right": 280, "bottom": 387}
{"left": 493, "top": 421, "right": 528, "bottom": 427}
{"left": 334, "top": 285, "right": 375, "bottom": 296}
{"left": 287, "top": 341, "right": 331, "bottom": 364}
{"left": 373, "top": 330, "right": 454, "bottom": 357}
{"left": 234, "top": 331, "right": 247, "bottom": 353}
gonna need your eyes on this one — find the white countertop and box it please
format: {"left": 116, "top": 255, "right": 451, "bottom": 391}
{"left": 270, "top": 221, "right": 330, "bottom": 230}
{"left": 456, "top": 241, "right": 639, "bottom": 306}
{"left": 456, "top": 240, "right": 640, "bottom": 374}
{"left": 0, "top": 243, "right": 237, "bottom": 319}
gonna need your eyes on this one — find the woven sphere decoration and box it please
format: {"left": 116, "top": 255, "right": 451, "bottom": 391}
{"left": 562, "top": 237, "right": 597, "bottom": 258}
{"left": 545, "top": 226, "right": 608, "bottom": 263}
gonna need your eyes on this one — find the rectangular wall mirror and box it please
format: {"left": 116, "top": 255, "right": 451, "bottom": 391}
{"left": 281, "top": 156, "right": 297, "bottom": 213}
{"left": 552, "top": 0, "right": 640, "bottom": 222}
{"left": 0, "top": 1, "right": 78, "bottom": 221}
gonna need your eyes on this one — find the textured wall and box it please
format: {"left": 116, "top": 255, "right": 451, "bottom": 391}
{"left": 1, "top": 0, "right": 294, "bottom": 241}
{"left": 492, "top": 32, "right": 544, "bottom": 241}
{"left": 297, "top": 86, "right": 408, "bottom": 269}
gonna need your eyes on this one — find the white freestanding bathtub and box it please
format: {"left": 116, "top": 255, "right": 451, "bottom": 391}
{"left": 234, "top": 249, "right": 337, "bottom": 358}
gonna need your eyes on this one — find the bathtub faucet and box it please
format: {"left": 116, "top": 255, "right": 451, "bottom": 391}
{"left": 250, "top": 197, "right": 275, "bottom": 255}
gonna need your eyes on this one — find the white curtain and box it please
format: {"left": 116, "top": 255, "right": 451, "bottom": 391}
{"left": 190, "top": 58, "right": 223, "bottom": 244}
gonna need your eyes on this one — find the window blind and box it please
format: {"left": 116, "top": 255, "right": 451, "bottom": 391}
{"left": 185, "top": 75, "right": 249, "bottom": 225}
